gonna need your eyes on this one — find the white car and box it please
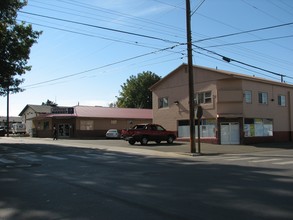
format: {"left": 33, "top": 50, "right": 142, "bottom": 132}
{"left": 106, "top": 129, "right": 120, "bottom": 139}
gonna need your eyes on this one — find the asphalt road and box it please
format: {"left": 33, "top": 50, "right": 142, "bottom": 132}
{"left": 0, "top": 137, "right": 293, "bottom": 220}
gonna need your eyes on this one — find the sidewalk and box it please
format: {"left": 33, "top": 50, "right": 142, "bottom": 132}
{"left": 1, "top": 136, "right": 292, "bottom": 156}
{"left": 139, "top": 141, "right": 293, "bottom": 155}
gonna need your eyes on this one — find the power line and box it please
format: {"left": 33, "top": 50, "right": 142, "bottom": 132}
{"left": 193, "top": 21, "right": 293, "bottom": 43}
{"left": 22, "top": 44, "right": 183, "bottom": 89}
{"left": 27, "top": 1, "right": 186, "bottom": 40}
{"left": 191, "top": 0, "right": 206, "bottom": 16}
{"left": 19, "top": 19, "right": 187, "bottom": 60}
{"left": 193, "top": 44, "right": 293, "bottom": 82}
{"left": 150, "top": 0, "right": 185, "bottom": 10}
{"left": 18, "top": 20, "right": 177, "bottom": 51}
{"left": 60, "top": 0, "right": 185, "bottom": 31}
{"left": 19, "top": 11, "right": 182, "bottom": 44}
{"left": 205, "top": 34, "right": 293, "bottom": 48}
{"left": 194, "top": 50, "right": 281, "bottom": 81}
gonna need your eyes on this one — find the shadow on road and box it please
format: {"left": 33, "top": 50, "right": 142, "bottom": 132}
{"left": 0, "top": 142, "right": 293, "bottom": 220}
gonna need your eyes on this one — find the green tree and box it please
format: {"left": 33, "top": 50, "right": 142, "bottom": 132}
{"left": 116, "top": 71, "right": 161, "bottom": 109}
{"left": 42, "top": 99, "right": 57, "bottom": 107}
{"left": 0, "top": 0, "right": 42, "bottom": 96}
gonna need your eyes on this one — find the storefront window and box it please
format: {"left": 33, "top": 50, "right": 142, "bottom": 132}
{"left": 43, "top": 121, "right": 49, "bottom": 130}
{"left": 244, "top": 118, "right": 273, "bottom": 137}
{"left": 178, "top": 119, "right": 216, "bottom": 138}
{"left": 80, "top": 120, "right": 94, "bottom": 130}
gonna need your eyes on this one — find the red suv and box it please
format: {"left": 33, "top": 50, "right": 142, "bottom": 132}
{"left": 121, "top": 124, "right": 176, "bottom": 145}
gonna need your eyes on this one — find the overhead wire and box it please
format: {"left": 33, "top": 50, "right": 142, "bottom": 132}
{"left": 18, "top": 19, "right": 183, "bottom": 52}
{"left": 27, "top": 2, "right": 186, "bottom": 40}
{"left": 18, "top": 0, "right": 293, "bottom": 88}
{"left": 192, "top": 19, "right": 293, "bottom": 71}
{"left": 193, "top": 21, "right": 293, "bottom": 43}
{"left": 191, "top": 0, "right": 206, "bottom": 16}
{"left": 49, "top": 0, "right": 186, "bottom": 36}
{"left": 193, "top": 44, "right": 293, "bottom": 82}
{"left": 191, "top": 1, "right": 293, "bottom": 71}
{"left": 205, "top": 34, "right": 293, "bottom": 48}
{"left": 194, "top": 50, "right": 282, "bottom": 81}
{"left": 25, "top": 1, "right": 292, "bottom": 68}
{"left": 20, "top": 11, "right": 182, "bottom": 44}
{"left": 22, "top": 43, "right": 184, "bottom": 89}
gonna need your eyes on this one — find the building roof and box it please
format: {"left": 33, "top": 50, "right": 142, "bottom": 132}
{"left": 150, "top": 63, "right": 293, "bottom": 90}
{"left": 34, "top": 105, "right": 153, "bottom": 119}
{"left": 74, "top": 106, "right": 152, "bottom": 119}
{"left": 19, "top": 104, "right": 53, "bottom": 116}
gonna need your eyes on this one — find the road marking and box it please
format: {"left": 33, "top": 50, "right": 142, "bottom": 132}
{"left": 68, "top": 154, "right": 89, "bottom": 159}
{"left": 273, "top": 161, "right": 293, "bottom": 165}
{"left": 0, "top": 158, "right": 16, "bottom": 164}
{"left": 42, "top": 155, "right": 66, "bottom": 160}
{"left": 250, "top": 158, "right": 282, "bottom": 163}
{"left": 226, "top": 157, "right": 259, "bottom": 161}
{"left": 19, "top": 155, "right": 42, "bottom": 162}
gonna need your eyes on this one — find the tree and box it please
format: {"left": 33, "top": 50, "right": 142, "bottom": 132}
{"left": 42, "top": 99, "right": 57, "bottom": 107}
{"left": 116, "top": 71, "right": 161, "bottom": 109}
{"left": 0, "top": 0, "right": 42, "bottom": 96}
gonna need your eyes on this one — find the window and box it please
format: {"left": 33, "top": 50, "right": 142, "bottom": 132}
{"left": 80, "top": 120, "right": 94, "bottom": 130}
{"left": 177, "top": 119, "right": 216, "bottom": 138}
{"left": 278, "top": 95, "right": 286, "bottom": 106}
{"left": 195, "top": 91, "right": 212, "bottom": 105}
{"left": 159, "top": 97, "right": 168, "bottom": 108}
{"left": 244, "top": 118, "right": 273, "bottom": 137}
{"left": 258, "top": 92, "right": 268, "bottom": 104}
{"left": 244, "top": 90, "right": 252, "bottom": 103}
{"left": 43, "top": 121, "right": 49, "bottom": 130}
{"left": 156, "top": 125, "right": 165, "bottom": 131}
{"left": 111, "top": 120, "right": 117, "bottom": 125}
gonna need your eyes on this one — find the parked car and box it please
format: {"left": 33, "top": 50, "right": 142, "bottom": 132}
{"left": 106, "top": 129, "right": 120, "bottom": 139}
{"left": 0, "top": 127, "right": 6, "bottom": 136}
{"left": 121, "top": 123, "right": 176, "bottom": 145}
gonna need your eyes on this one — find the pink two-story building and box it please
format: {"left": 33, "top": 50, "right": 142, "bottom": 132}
{"left": 150, "top": 64, "right": 293, "bottom": 145}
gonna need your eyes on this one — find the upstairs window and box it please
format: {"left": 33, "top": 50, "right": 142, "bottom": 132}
{"left": 159, "top": 97, "right": 168, "bottom": 108}
{"left": 244, "top": 90, "right": 252, "bottom": 103}
{"left": 278, "top": 95, "right": 286, "bottom": 106}
{"left": 258, "top": 92, "right": 268, "bottom": 104}
{"left": 195, "top": 91, "right": 212, "bottom": 105}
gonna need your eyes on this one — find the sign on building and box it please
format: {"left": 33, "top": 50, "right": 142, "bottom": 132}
{"left": 51, "top": 107, "right": 74, "bottom": 114}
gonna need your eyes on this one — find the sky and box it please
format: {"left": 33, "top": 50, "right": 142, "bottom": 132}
{"left": 1, "top": 0, "right": 293, "bottom": 116}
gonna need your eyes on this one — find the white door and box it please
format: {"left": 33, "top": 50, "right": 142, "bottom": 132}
{"left": 221, "top": 122, "right": 240, "bottom": 144}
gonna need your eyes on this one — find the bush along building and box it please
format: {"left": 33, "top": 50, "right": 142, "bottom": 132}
{"left": 150, "top": 64, "right": 293, "bottom": 145}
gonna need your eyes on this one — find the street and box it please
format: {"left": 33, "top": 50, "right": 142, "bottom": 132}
{"left": 0, "top": 137, "right": 293, "bottom": 220}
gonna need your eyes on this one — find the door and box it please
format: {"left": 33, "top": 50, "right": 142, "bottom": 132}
{"left": 220, "top": 122, "right": 240, "bottom": 144}
{"left": 58, "top": 124, "right": 70, "bottom": 138}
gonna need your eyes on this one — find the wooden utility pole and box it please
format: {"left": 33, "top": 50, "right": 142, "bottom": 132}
{"left": 185, "top": 0, "right": 196, "bottom": 153}
{"left": 6, "top": 87, "right": 9, "bottom": 137}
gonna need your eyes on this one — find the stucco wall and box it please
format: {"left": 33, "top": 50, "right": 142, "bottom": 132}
{"left": 151, "top": 65, "right": 293, "bottom": 143}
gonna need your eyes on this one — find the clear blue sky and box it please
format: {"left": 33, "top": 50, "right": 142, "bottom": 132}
{"left": 1, "top": 0, "right": 293, "bottom": 116}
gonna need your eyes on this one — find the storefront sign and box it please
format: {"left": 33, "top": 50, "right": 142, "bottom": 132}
{"left": 51, "top": 107, "right": 74, "bottom": 114}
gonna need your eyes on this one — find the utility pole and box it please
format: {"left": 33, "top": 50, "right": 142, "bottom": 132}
{"left": 186, "top": 0, "right": 196, "bottom": 153}
{"left": 6, "top": 87, "right": 9, "bottom": 137}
